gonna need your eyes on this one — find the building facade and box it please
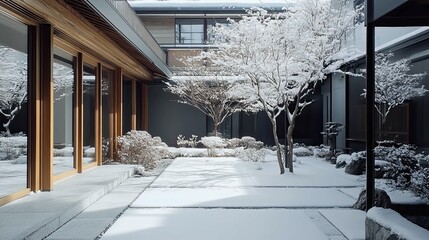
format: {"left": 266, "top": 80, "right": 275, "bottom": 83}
{"left": 130, "top": 0, "right": 324, "bottom": 146}
{"left": 0, "top": 0, "right": 171, "bottom": 206}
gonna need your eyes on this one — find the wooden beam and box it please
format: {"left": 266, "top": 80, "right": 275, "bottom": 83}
{"left": 40, "top": 24, "right": 54, "bottom": 191}
{"left": 76, "top": 52, "right": 84, "bottom": 173}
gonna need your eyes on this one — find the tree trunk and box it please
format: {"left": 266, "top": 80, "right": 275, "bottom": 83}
{"left": 271, "top": 118, "right": 285, "bottom": 174}
{"left": 213, "top": 122, "right": 220, "bottom": 137}
{"left": 286, "top": 123, "right": 295, "bottom": 173}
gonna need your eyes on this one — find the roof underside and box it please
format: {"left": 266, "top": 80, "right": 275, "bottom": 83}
{"left": 129, "top": 0, "right": 288, "bottom": 14}
{"left": 65, "top": 0, "right": 171, "bottom": 79}
{"left": 374, "top": 0, "right": 429, "bottom": 26}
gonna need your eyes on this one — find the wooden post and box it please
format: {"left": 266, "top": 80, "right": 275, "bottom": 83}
{"left": 40, "top": 24, "right": 53, "bottom": 191}
{"left": 76, "top": 53, "right": 83, "bottom": 173}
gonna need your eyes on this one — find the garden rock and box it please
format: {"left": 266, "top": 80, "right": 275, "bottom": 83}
{"left": 353, "top": 188, "right": 392, "bottom": 210}
{"left": 345, "top": 158, "right": 366, "bottom": 175}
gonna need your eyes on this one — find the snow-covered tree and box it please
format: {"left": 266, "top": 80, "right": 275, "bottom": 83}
{"left": 0, "top": 45, "right": 74, "bottom": 135}
{"left": 204, "top": 1, "right": 361, "bottom": 174}
{"left": 0, "top": 45, "right": 28, "bottom": 136}
{"left": 167, "top": 59, "right": 256, "bottom": 137}
{"left": 363, "top": 53, "right": 427, "bottom": 124}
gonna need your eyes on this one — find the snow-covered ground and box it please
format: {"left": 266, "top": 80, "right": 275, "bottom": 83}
{"left": 0, "top": 145, "right": 95, "bottom": 198}
{"left": 102, "top": 154, "right": 370, "bottom": 240}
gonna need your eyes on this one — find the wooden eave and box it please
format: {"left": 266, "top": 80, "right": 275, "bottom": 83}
{"left": 0, "top": 0, "right": 154, "bottom": 80}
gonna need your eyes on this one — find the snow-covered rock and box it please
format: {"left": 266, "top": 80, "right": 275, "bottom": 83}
{"left": 336, "top": 154, "right": 352, "bottom": 168}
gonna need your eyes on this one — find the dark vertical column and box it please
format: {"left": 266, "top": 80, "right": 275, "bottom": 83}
{"left": 40, "top": 24, "right": 53, "bottom": 191}
{"left": 76, "top": 53, "right": 83, "bottom": 173}
{"left": 366, "top": 0, "right": 375, "bottom": 211}
{"left": 28, "top": 25, "right": 41, "bottom": 192}
{"left": 131, "top": 80, "right": 137, "bottom": 130}
{"left": 96, "top": 63, "right": 102, "bottom": 166}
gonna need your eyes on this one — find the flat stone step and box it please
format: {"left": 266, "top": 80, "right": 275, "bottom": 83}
{"left": 0, "top": 165, "right": 135, "bottom": 240}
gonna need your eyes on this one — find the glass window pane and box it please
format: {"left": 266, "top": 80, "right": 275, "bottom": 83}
{"left": 191, "top": 33, "right": 204, "bottom": 43}
{"left": 136, "top": 82, "right": 143, "bottom": 131}
{"left": 53, "top": 55, "right": 75, "bottom": 175}
{"left": 102, "top": 68, "right": 114, "bottom": 162}
{"left": 181, "top": 24, "right": 191, "bottom": 32}
{"left": 192, "top": 24, "right": 204, "bottom": 32}
{"left": 83, "top": 64, "right": 96, "bottom": 164}
{"left": 122, "top": 79, "right": 132, "bottom": 134}
{"left": 0, "top": 13, "right": 28, "bottom": 198}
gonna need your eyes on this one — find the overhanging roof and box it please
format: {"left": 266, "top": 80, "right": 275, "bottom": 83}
{"left": 70, "top": 0, "right": 172, "bottom": 79}
{"left": 373, "top": 0, "right": 429, "bottom": 26}
{"left": 129, "top": 0, "right": 288, "bottom": 14}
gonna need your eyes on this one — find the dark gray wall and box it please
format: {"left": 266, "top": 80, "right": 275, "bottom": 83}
{"left": 147, "top": 83, "right": 207, "bottom": 146}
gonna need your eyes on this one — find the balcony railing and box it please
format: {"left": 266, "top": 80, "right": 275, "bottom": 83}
{"left": 107, "top": 0, "right": 166, "bottom": 63}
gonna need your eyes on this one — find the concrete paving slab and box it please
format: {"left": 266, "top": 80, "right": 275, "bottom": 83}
{"left": 46, "top": 218, "right": 113, "bottom": 240}
{"left": 131, "top": 187, "right": 356, "bottom": 208}
{"left": 101, "top": 208, "right": 330, "bottom": 240}
{"left": 319, "top": 209, "right": 366, "bottom": 240}
{"left": 0, "top": 165, "right": 135, "bottom": 240}
{"left": 45, "top": 175, "right": 157, "bottom": 240}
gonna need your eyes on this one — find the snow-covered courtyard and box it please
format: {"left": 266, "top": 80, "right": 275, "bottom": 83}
{"left": 101, "top": 154, "right": 368, "bottom": 240}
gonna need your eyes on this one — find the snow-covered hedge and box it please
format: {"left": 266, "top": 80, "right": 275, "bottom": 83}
{"left": 201, "top": 136, "right": 226, "bottom": 157}
{"left": 236, "top": 147, "right": 265, "bottom": 162}
{"left": 293, "top": 146, "right": 313, "bottom": 157}
{"left": 226, "top": 136, "right": 264, "bottom": 150}
{"left": 0, "top": 135, "right": 27, "bottom": 160}
{"left": 117, "top": 131, "right": 168, "bottom": 170}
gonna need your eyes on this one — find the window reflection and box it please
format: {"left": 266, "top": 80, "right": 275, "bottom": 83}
{"left": 83, "top": 64, "right": 96, "bottom": 164}
{"left": 122, "top": 78, "right": 132, "bottom": 134}
{"left": 0, "top": 13, "right": 28, "bottom": 198}
{"left": 53, "top": 55, "right": 75, "bottom": 175}
{"left": 102, "top": 68, "right": 114, "bottom": 162}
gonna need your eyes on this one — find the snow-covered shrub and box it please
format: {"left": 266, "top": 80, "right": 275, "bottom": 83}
{"left": 177, "top": 135, "right": 200, "bottom": 148}
{"left": 411, "top": 168, "right": 429, "bottom": 199}
{"left": 83, "top": 147, "right": 95, "bottom": 158}
{"left": 225, "top": 137, "right": 263, "bottom": 150}
{"left": 240, "top": 136, "right": 264, "bottom": 150}
{"left": 188, "top": 135, "right": 199, "bottom": 148}
{"left": 236, "top": 147, "right": 265, "bottom": 162}
{"left": 177, "top": 135, "right": 186, "bottom": 147}
{"left": 117, "top": 130, "right": 167, "bottom": 170}
{"left": 314, "top": 145, "right": 330, "bottom": 158}
{"left": 226, "top": 138, "right": 241, "bottom": 148}
{"left": 293, "top": 146, "right": 313, "bottom": 157}
{"left": 102, "top": 138, "right": 111, "bottom": 162}
{"left": 201, "top": 136, "right": 226, "bottom": 157}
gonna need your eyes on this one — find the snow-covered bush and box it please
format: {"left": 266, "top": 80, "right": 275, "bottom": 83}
{"left": 293, "top": 146, "right": 313, "bottom": 157}
{"left": 201, "top": 136, "right": 226, "bottom": 157}
{"left": 188, "top": 135, "right": 199, "bottom": 148}
{"left": 314, "top": 145, "right": 330, "bottom": 159}
{"left": 177, "top": 135, "right": 199, "bottom": 148}
{"left": 236, "top": 147, "right": 265, "bottom": 162}
{"left": 0, "top": 135, "right": 27, "bottom": 160}
{"left": 117, "top": 130, "right": 167, "bottom": 170}
{"left": 226, "top": 136, "right": 263, "bottom": 150}
{"left": 374, "top": 144, "right": 422, "bottom": 188}
{"left": 411, "top": 168, "right": 429, "bottom": 199}
{"left": 177, "top": 135, "right": 187, "bottom": 148}
{"left": 102, "top": 138, "right": 111, "bottom": 162}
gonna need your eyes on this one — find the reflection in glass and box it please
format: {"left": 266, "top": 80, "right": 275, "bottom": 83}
{"left": 136, "top": 82, "right": 143, "bottom": 130}
{"left": 122, "top": 79, "right": 132, "bottom": 134}
{"left": 83, "top": 64, "right": 96, "bottom": 164}
{"left": 0, "top": 14, "right": 28, "bottom": 198}
{"left": 53, "top": 55, "right": 75, "bottom": 175}
{"left": 102, "top": 68, "right": 114, "bottom": 161}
